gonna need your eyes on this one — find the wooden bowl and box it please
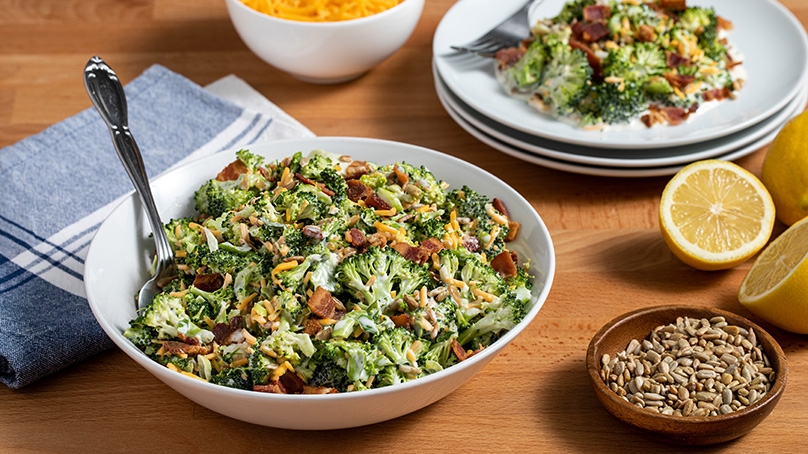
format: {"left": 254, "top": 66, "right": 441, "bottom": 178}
{"left": 586, "top": 305, "right": 788, "bottom": 445}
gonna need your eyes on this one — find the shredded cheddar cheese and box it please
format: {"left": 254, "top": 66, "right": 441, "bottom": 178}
{"left": 240, "top": 0, "right": 402, "bottom": 22}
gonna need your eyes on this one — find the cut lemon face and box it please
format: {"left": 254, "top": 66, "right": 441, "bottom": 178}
{"left": 739, "top": 215, "right": 808, "bottom": 333}
{"left": 659, "top": 160, "right": 776, "bottom": 271}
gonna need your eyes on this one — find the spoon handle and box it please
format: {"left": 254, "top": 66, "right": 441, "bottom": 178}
{"left": 83, "top": 56, "right": 174, "bottom": 264}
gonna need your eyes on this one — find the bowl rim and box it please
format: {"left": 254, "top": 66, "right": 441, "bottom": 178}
{"left": 85, "top": 136, "right": 557, "bottom": 403}
{"left": 585, "top": 304, "right": 789, "bottom": 425}
{"left": 226, "top": 0, "right": 424, "bottom": 27}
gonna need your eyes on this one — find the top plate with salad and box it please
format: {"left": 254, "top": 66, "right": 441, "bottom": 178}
{"left": 495, "top": 0, "right": 744, "bottom": 130}
{"left": 433, "top": 0, "right": 808, "bottom": 149}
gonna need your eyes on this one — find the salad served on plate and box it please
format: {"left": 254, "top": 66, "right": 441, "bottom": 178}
{"left": 495, "top": 0, "right": 744, "bottom": 129}
{"left": 123, "top": 149, "right": 533, "bottom": 394}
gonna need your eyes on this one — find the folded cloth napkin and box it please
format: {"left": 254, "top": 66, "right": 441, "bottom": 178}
{"left": 0, "top": 64, "right": 314, "bottom": 388}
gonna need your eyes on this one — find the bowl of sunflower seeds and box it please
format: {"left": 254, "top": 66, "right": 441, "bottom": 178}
{"left": 586, "top": 305, "right": 788, "bottom": 445}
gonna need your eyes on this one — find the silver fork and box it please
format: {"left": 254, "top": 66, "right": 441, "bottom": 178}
{"left": 450, "top": 0, "right": 535, "bottom": 57}
{"left": 84, "top": 56, "right": 178, "bottom": 311}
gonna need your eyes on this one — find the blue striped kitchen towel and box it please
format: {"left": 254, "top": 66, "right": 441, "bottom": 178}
{"left": 0, "top": 64, "right": 314, "bottom": 388}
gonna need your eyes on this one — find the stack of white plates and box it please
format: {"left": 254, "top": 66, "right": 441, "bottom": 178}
{"left": 433, "top": 0, "right": 808, "bottom": 177}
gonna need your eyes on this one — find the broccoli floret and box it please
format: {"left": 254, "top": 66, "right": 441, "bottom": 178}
{"left": 591, "top": 79, "right": 646, "bottom": 124}
{"left": 679, "top": 6, "right": 715, "bottom": 34}
{"left": 210, "top": 366, "right": 252, "bottom": 390}
{"left": 158, "top": 355, "right": 195, "bottom": 373}
{"left": 235, "top": 148, "right": 265, "bottom": 172}
{"left": 537, "top": 41, "right": 593, "bottom": 115}
{"left": 375, "top": 327, "right": 420, "bottom": 366}
{"left": 133, "top": 293, "right": 215, "bottom": 345}
{"left": 335, "top": 246, "right": 431, "bottom": 317}
{"left": 279, "top": 225, "right": 305, "bottom": 257}
{"left": 248, "top": 348, "right": 276, "bottom": 386}
{"left": 259, "top": 328, "right": 316, "bottom": 366}
{"left": 680, "top": 7, "right": 727, "bottom": 61}
{"left": 123, "top": 321, "right": 158, "bottom": 352}
{"left": 381, "top": 162, "right": 447, "bottom": 207}
{"left": 446, "top": 185, "right": 490, "bottom": 221}
{"left": 604, "top": 43, "right": 666, "bottom": 84}
{"left": 421, "top": 337, "right": 457, "bottom": 373}
{"left": 554, "top": 0, "right": 596, "bottom": 23}
{"left": 273, "top": 187, "right": 327, "bottom": 222}
{"left": 460, "top": 254, "right": 508, "bottom": 296}
{"left": 456, "top": 294, "right": 527, "bottom": 348}
{"left": 411, "top": 213, "right": 447, "bottom": 243}
{"left": 201, "top": 247, "right": 260, "bottom": 276}
{"left": 194, "top": 179, "right": 254, "bottom": 218}
{"left": 272, "top": 290, "right": 304, "bottom": 327}
{"left": 307, "top": 341, "right": 351, "bottom": 391}
{"left": 503, "top": 39, "right": 548, "bottom": 91}
{"left": 186, "top": 284, "right": 235, "bottom": 325}
{"left": 332, "top": 308, "right": 381, "bottom": 339}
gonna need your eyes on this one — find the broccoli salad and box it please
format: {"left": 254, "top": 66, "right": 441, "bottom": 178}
{"left": 494, "top": 0, "right": 744, "bottom": 129}
{"left": 124, "top": 149, "right": 533, "bottom": 394}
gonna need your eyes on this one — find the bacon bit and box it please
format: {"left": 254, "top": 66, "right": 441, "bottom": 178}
{"left": 303, "top": 318, "right": 322, "bottom": 336}
{"left": 490, "top": 251, "right": 518, "bottom": 278}
{"left": 505, "top": 221, "right": 520, "bottom": 242}
{"left": 215, "top": 159, "right": 248, "bottom": 181}
{"left": 581, "top": 22, "right": 609, "bottom": 42}
{"left": 462, "top": 236, "right": 481, "bottom": 253}
{"left": 419, "top": 237, "right": 444, "bottom": 255}
{"left": 365, "top": 193, "right": 392, "bottom": 210}
{"left": 491, "top": 198, "right": 509, "bottom": 219}
{"left": 571, "top": 21, "right": 586, "bottom": 41}
{"left": 658, "top": 0, "right": 687, "bottom": 11}
{"left": 663, "top": 72, "right": 696, "bottom": 89}
{"left": 346, "top": 228, "right": 367, "bottom": 248}
{"left": 569, "top": 38, "right": 603, "bottom": 81}
{"left": 583, "top": 4, "right": 611, "bottom": 22}
{"left": 212, "top": 316, "right": 242, "bottom": 344}
{"left": 390, "top": 313, "right": 412, "bottom": 329}
{"left": 344, "top": 160, "right": 370, "bottom": 180}
{"left": 346, "top": 179, "right": 373, "bottom": 202}
{"left": 717, "top": 16, "right": 733, "bottom": 30}
{"left": 307, "top": 286, "right": 336, "bottom": 319}
{"left": 192, "top": 273, "right": 224, "bottom": 292}
{"left": 277, "top": 370, "right": 306, "bottom": 394}
{"left": 638, "top": 24, "right": 657, "bottom": 43}
{"left": 302, "top": 224, "right": 323, "bottom": 240}
{"left": 494, "top": 47, "right": 526, "bottom": 70}
{"left": 392, "top": 165, "right": 409, "bottom": 185}
{"left": 162, "top": 340, "right": 211, "bottom": 356}
{"left": 701, "top": 87, "right": 732, "bottom": 102}
{"left": 666, "top": 51, "right": 690, "bottom": 68}
{"left": 451, "top": 339, "right": 469, "bottom": 361}
{"left": 295, "top": 172, "right": 335, "bottom": 197}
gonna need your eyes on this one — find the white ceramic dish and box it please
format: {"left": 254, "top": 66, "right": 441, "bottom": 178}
{"left": 434, "top": 0, "right": 808, "bottom": 149}
{"left": 437, "top": 83, "right": 806, "bottom": 178}
{"left": 434, "top": 60, "right": 808, "bottom": 169}
{"left": 225, "top": 0, "right": 423, "bottom": 84}
{"left": 84, "top": 137, "right": 556, "bottom": 430}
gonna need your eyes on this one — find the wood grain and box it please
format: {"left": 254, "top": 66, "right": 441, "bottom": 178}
{"left": 2, "top": 1, "right": 807, "bottom": 452}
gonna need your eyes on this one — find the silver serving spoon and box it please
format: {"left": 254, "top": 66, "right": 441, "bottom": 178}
{"left": 84, "top": 56, "right": 177, "bottom": 310}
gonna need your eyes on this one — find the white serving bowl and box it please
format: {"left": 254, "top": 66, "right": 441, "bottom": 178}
{"left": 84, "top": 137, "right": 555, "bottom": 430}
{"left": 224, "top": 0, "right": 424, "bottom": 84}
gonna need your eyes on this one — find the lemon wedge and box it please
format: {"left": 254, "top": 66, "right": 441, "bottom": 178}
{"left": 739, "top": 215, "right": 808, "bottom": 333}
{"left": 659, "top": 160, "right": 776, "bottom": 271}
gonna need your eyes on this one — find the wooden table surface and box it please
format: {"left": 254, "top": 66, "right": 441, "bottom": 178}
{"left": 2, "top": 0, "right": 807, "bottom": 452}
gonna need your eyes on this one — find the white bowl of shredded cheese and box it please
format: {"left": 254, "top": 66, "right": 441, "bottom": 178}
{"left": 84, "top": 137, "right": 555, "bottom": 430}
{"left": 225, "top": 0, "right": 424, "bottom": 83}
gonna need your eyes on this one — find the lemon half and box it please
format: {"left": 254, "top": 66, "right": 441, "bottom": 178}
{"left": 739, "top": 215, "right": 808, "bottom": 333}
{"left": 659, "top": 160, "right": 776, "bottom": 271}
{"left": 761, "top": 111, "right": 808, "bottom": 226}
